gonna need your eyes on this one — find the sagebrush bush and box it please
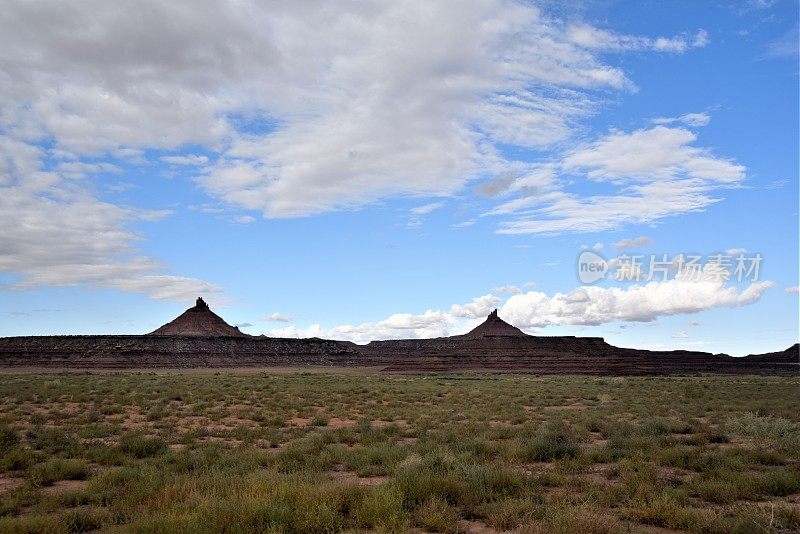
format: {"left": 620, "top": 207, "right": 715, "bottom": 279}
{"left": 30, "top": 458, "right": 89, "bottom": 487}
{"left": 119, "top": 434, "right": 168, "bottom": 458}
{"left": 524, "top": 424, "right": 579, "bottom": 462}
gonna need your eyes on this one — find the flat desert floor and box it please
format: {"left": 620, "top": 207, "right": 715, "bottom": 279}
{"left": 0, "top": 372, "right": 798, "bottom": 533}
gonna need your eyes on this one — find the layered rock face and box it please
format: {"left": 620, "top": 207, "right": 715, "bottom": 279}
{"left": 0, "top": 335, "right": 360, "bottom": 368}
{"left": 0, "top": 304, "right": 796, "bottom": 374}
{"left": 358, "top": 311, "right": 798, "bottom": 375}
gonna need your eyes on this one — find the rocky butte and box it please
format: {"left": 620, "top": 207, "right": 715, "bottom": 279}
{"left": 150, "top": 297, "right": 247, "bottom": 337}
{"left": 0, "top": 299, "right": 796, "bottom": 374}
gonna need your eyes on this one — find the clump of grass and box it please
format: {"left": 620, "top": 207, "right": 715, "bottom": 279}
{"left": 524, "top": 424, "right": 578, "bottom": 462}
{"left": 0, "top": 424, "right": 19, "bottom": 453}
{"left": 627, "top": 492, "right": 710, "bottom": 531}
{"left": 27, "top": 426, "right": 76, "bottom": 455}
{"left": 119, "top": 434, "right": 168, "bottom": 458}
{"left": 30, "top": 458, "right": 89, "bottom": 487}
{"left": 415, "top": 497, "right": 459, "bottom": 533}
{"left": 1, "top": 448, "right": 38, "bottom": 471}
{"left": 61, "top": 507, "right": 108, "bottom": 533}
{"left": 480, "top": 498, "right": 538, "bottom": 530}
{"left": 520, "top": 506, "right": 623, "bottom": 534}
{"left": 310, "top": 412, "right": 331, "bottom": 427}
{"left": 726, "top": 412, "right": 800, "bottom": 451}
{"left": 354, "top": 485, "right": 408, "bottom": 532}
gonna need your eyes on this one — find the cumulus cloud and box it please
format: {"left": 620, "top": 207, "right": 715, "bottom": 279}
{"left": 0, "top": 0, "right": 710, "bottom": 221}
{"left": 501, "top": 265, "right": 772, "bottom": 328}
{"left": 613, "top": 236, "right": 653, "bottom": 250}
{"left": 672, "top": 331, "right": 690, "bottom": 338}
{"left": 270, "top": 266, "right": 770, "bottom": 343}
{"left": 491, "top": 125, "right": 745, "bottom": 234}
{"left": 0, "top": 136, "right": 220, "bottom": 303}
{"left": 269, "top": 309, "right": 461, "bottom": 344}
{"left": 0, "top": 1, "right": 734, "bottom": 299}
{"left": 450, "top": 294, "right": 501, "bottom": 318}
{"left": 786, "top": 286, "right": 799, "bottom": 294}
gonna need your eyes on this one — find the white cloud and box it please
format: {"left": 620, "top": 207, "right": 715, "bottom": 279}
{"left": 0, "top": 0, "right": 708, "bottom": 220}
{"left": 0, "top": 136, "right": 219, "bottom": 303}
{"left": 725, "top": 248, "right": 748, "bottom": 255}
{"left": 57, "top": 161, "right": 122, "bottom": 179}
{"left": 270, "top": 309, "right": 461, "bottom": 344}
{"left": 501, "top": 265, "right": 772, "bottom": 328}
{"left": 492, "top": 125, "right": 745, "bottom": 234}
{"left": 671, "top": 331, "right": 690, "bottom": 338}
{"left": 653, "top": 112, "right": 711, "bottom": 127}
{"left": 270, "top": 266, "right": 770, "bottom": 343}
{"left": 265, "top": 312, "right": 292, "bottom": 322}
{"left": 563, "top": 126, "right": 742, "bottom": 183}
{"left": 614, "top": 236, "right": 653, "bottom": 250}
{"left": 408, "top": 201, "right": 445, "bottom": 228}
{"left": 493, "top": 285, "right": 523, "bottom": 295}
{"left": 233, "top": 215, "right": 256, "bottom": 224}
{"left": 568, "top": 25, "right": 708, "bottom": 54}
{"left": 760, "top": 25, "right": 798, "bottom": 60}
{"left": 0, "top": 1, "right": 733, "bottom": 300}
{"left": 786, "top": 286, "right": 800, "bottom": 294}
{"left": 410, "top": 202, "right": 445, "bottom": 216}
{"left": 160, "top": 155, "right": 210, "bottom": 166}
{"left": 450, "top": 294, "right": 501, "bottom": 318}
{"left": 592, "top": 242, "right": 604, "bottom": 251}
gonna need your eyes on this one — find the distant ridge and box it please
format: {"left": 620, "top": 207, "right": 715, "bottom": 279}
{"left": 0, "top": 298, "right": 795, "bottom": 374}
{"left": 461, "top": 309, "right": 527, "bottom": 338}
{"left": 149, "top": 298, "right": 247, "bottom": 337}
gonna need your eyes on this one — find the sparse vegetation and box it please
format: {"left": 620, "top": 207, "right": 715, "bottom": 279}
{"left": 0, "top": 372, "right": 797, "bottom": 532}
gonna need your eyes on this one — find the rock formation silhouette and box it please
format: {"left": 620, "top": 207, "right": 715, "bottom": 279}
{"left": 461, "top": 309, "right": 526, "bottom": 338}
{"left": 149, "top": 298, "right": 247, "bottom": 337}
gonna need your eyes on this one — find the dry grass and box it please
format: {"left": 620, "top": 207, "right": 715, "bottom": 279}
{"left": 0, "top": 372, "right": 797, "bottom": 532}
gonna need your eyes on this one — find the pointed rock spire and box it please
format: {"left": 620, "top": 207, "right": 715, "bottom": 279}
{"left": 462, "top": 309, "right": 526, "bottom": 338}
{"left": 149, "top": 297, "right": 247, "bottom": 337}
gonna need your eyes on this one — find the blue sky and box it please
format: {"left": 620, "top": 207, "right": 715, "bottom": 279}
{"left": 0, "top": 0, "right": 797, "bottom": 355}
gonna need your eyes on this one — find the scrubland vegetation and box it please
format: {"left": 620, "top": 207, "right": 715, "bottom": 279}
{"left": 0, "top": 372, "right": 798, "bottom": 533}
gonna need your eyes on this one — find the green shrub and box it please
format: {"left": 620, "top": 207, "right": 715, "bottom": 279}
{"left": 0, "top": 425, "right": 19, "bottom": 453}
{"left": 119, "top": 434, "right": 168, "bottom": 459}
{"left": 354, "top": 485, "right": 408, "bottom": 532}
{"left": 1, "top": 448, "right": 38, "bottom": 471}
{"left": 27, "top": 427, "right": 76, "bottom": 455}
{"left": 524, "top": 425, "right": 579, "bottom": 462}
{"left": 726, "top": 412, "right": 799, "bottom": 450}
{"left": 415, "top": 497, "right": 459, "bottom": 533}
{"left": 30, "top": 458, "right": 89, "bottom": 487}
{"left": 61, "top": 507, "right": 108, "bottom": 533}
